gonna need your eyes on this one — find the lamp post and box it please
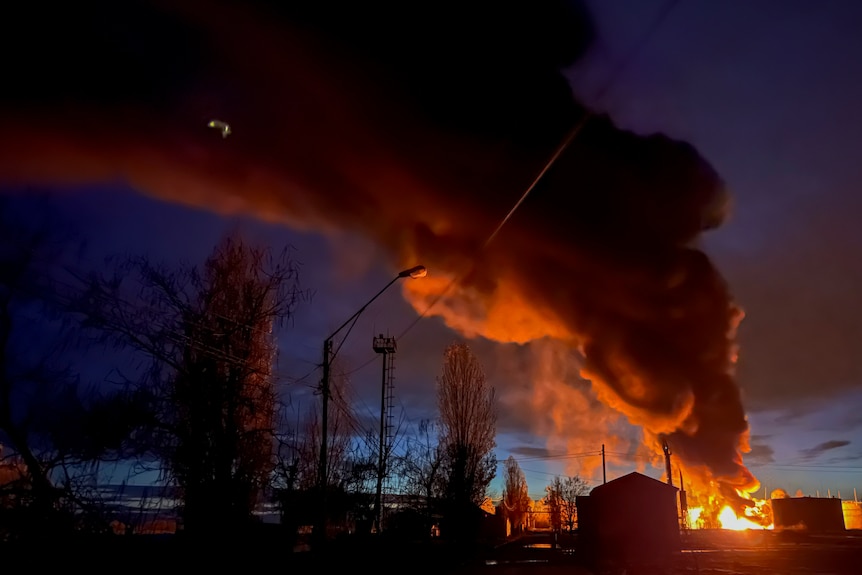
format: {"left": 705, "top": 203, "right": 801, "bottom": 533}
{"left": 316, "top": 264, "right": 427, "bottom": 545}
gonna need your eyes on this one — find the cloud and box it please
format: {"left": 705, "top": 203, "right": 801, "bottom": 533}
{"left": 745, "top": 443, "right": 775, "bottom": 465}
{"left": 825, "top": 451, "right": 862, "bottom": 465}
{"left": 771, "top": 409, "right": 807, "bottom": 425}
{"left": 509, "top": 446, "right": 557, "bottom": 460}
{"left": 798, "top": 440, "right": 851, "bottom": 462}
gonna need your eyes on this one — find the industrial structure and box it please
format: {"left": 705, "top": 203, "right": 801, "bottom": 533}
{"left": 661, "top": 440, "right": 690, "bottom": 530}
{"left": 771, "top": 496, "right": 846, "bottom": 532}
{"left": 576, "top": 472, "right": 680, "bottom": 570}
{"left": 842, "top": 500, "right": 862, "bottom": 529}
{"left": 372, "top": 333, "right": 398, "bottom": 533}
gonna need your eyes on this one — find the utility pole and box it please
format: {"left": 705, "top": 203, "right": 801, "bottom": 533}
{"left": 601, "top": 444, "right": 606, "bottom": 484}
{"left": 315, "top": 338, "right": 332, "bottom": 547}
{"left": 313, "top": 265, "right": 425, "bottom": 549}
{"left": 663, "top": 440, "right": 673, "bottom": 487}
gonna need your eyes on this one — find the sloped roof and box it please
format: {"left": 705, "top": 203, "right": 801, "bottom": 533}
{"left": 589, "top": 471, "right": 678, "bottom": 496}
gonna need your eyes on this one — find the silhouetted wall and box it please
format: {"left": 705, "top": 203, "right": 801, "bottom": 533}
{"left": 576, "top": 472, "right": 680, "bottom": 568}
{"left": 772, "top": 497, "right": 845, "bottom": 532}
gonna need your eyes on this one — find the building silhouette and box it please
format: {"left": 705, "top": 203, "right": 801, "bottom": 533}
{"left": 576, "top": 472, "right": 680, "bottom": 570}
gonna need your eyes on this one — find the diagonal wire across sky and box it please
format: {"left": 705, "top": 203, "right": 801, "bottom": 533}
{"left": 294, "top": 0, "right": 685, "bottom": 450}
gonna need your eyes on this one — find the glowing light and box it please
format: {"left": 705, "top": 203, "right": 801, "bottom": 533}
{"left": 683, "top": 483, "right": 773, "bottom": 530}
{"left": 687, "top": 506, "right": 703, "bottom": 527}
{"left": 207, "top": 119, "right": 232, "bottom": 138}
{"left": 719, "top": 506, "right": 763, "bottom": 530}
{"left": 399, "top": 264, "right": 427, "bottom": 279}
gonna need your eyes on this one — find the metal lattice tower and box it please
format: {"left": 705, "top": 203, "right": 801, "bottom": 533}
{"left": 384, "top": 350, "right": 396, "bottom": 456}
{"left": 372, "top": 334, "right": 397, "bottom": 533}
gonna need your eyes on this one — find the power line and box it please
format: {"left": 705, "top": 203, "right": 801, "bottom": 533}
{"left": 757, "top": 464, "right": 862, "bottom": 473}
{"left": 354, "top": 0, "right": 685, "bottom": 362}
{"left": 331, "top": 1, "right": 687, "bottom": 450}
{"left": 3, "top": 1, "right": 687, "bottom": 470}
{"left": 6, "top": 250, "right": 391, "bottom": 458}
{"left": 605, "top": 451, "right": 659, "bottom": 460}
{"left": 500, "top": 450, "right": 603, "bottom": 464}
{"left": 603, "top": 450, "right": 862, "bottom": 473}
{"left": 6, "top": 262, "right": 278, "bottom": 373}
{"left": 8, "top": 256, "right": 327, "bottom": 394}
{"left": 518, "top": 465, "right": 604, "bottom": 485}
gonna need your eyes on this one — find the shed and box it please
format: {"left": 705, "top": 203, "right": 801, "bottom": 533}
{"left": 576, "top": 472, "right": 680, "bottom": 569}
{"left": 772, "top": 497, "right": 845, "bottom": 532}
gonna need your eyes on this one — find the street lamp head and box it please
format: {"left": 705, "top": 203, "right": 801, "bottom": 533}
{"left": 398, "top": 265, "right": 427, "bottom": 279}
{"left": 319, "top": 261, "right": 427, "bottom": 534}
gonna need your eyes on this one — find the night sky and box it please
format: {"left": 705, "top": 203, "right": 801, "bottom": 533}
{"left": 1, "top": 0, "right": 860, "bottom": 501}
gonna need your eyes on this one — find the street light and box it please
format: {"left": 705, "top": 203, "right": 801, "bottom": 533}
{"left": 316, "top": 264, "right": 427, "bottom": 544}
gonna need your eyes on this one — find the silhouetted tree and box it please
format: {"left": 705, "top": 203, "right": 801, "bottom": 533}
{"left": 0, "top": 196, "right": 134, "bottom": 538}
{"left": 273, "top": 371, "right": 367, "bottom": 536}
{"left": 545, "top": 475, "right": 588, "bottom": 532}
{"left": 435, "top": 341, "right": 497, "bottom": 542}
{"left": 75, "top": 232, "right": 307, "bottom": 535}
{"left": 501, "top": 456, "right": 530, "bottom": 534}
{"left": 544, "top": 479, "right": 562, "bottom": 532}
{"left": 0, "top": 200, "right": 70, "bottom": 510}
{"left": 393, "top": 418, "right": 444, "bottom": 536}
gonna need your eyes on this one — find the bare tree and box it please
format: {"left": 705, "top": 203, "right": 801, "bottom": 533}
{"left": 544, "top": 478, "right": 562, "bottom": 533}
{"left": 436, "top": 341, "right": 497, "bottom": 541}
{"left": 0, "top": 199, "right": 70, "bottom": 514}
{"left": 545, "top": 475, "right": 589, "bottom": 533}
{"left": 501, "top": 456, "right": 530, "bottom": 534}
{"left": 74, "top": 232, "right": 307, "bottom": 535}
{"left": 392, "top": 418, "right": 444, "bottom": 535}
{"left": 272, "top": 363, "right": 369, "bottom": 536}
{"left": 0, "top": 196, "right": 138, "bottom": 538}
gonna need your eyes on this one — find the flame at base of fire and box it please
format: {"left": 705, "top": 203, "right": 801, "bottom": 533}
{"left": 675, "top": 461, "right": 774, "bottom": 531}
{"left": 687, "top": 498, "right": 774, "bottom": 531}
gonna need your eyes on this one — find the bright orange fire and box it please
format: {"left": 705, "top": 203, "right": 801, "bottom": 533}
{"left": 686, "top": 492, "right": 774, "bottom": 530}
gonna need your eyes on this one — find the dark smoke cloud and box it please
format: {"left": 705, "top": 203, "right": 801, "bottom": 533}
{"left": 745, "top": 443, "right": 775, "bottom": 465}
{"left": 0, "top": 1, "right": 753, "bottom": 498}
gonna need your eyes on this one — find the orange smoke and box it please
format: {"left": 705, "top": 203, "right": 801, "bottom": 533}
{"left": 0, "top": 0, "right": 761, "bottom": 514}
{"left": 492, "top": 338, "right": 647, "bottom": 481}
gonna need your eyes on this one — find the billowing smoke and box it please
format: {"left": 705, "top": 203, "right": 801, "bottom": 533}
{"left": 493, "top": 339, "right": 652, "bottom": 481}
{"left": 0, "top": 0, "right": 757, "bottom": 509}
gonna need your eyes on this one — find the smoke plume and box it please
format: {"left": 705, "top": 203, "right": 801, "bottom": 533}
{"left": 0, "top": 0, "right": 757, "bottom": 508}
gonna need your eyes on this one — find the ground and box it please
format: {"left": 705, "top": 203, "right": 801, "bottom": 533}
{"left": 454, "top": 529, "right": 862, "bottom": 574}
{"left": 2, "top": 527, "right": 861, "bottom": 574}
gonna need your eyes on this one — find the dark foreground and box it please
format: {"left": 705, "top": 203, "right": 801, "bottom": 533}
{"left": 455, "top": 529, "right": 862, "bottom": 575}
{"left": 3, "top": 528, "right": 861, "bottom": 574}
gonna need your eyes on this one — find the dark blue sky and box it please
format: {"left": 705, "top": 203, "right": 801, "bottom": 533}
{"left": 1, "top": 0, "right": 860, "bottom": 502}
